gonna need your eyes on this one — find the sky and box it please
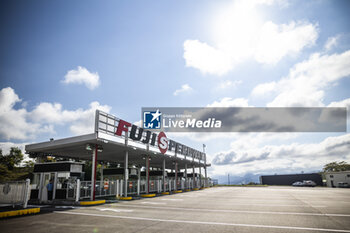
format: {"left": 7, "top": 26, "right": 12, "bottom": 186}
{"left": 1, "top": 0, "right": 350, "bottom": 184}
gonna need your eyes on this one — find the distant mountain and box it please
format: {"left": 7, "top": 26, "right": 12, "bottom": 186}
{"left": 213, "top": 173, "right": 261, "bottom": 185}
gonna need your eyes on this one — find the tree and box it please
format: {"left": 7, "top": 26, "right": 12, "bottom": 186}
{"left": 0, "top": 147, "right": 24, "bottom": 170}
{"left": 323, "top": 161, "right": 350, "bottom": 172}
{"left": 0, "top": 147, "right": 29, "bottom": 181}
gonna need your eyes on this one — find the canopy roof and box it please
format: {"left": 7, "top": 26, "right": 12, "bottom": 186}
{"left": 26, "top": 132, "right": 207, "bottom": 170}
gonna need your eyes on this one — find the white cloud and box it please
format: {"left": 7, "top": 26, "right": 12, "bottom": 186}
{"left": 251, "top": 82, "right": 277, "bottom": 96}
{"left": 328, "top": 98, "right": 350, "bottom": 109}
{"left": 254, "top": 21, "right": 318, "bottom": 64}
{"left": 183, "top": 1, "right": 318, "bottom": 75}
{"left": 183, "top": 40, "right": 232, "bottom": 76}
{"left": 0, "top": 87, "right": 112, "bottom": 140}
{"left": 0, "top": 87, "right": 54, "bottom": 140}
{"left": 252, "top": 50, "right": 350, "bottom": 107}
{"left": 207, "top": 97, "right": 250, "bottom": 107}
{"left": 324, "top": 36, "right": 339, "bottom": 51}
{"left": 62, "top": 66, "right": 100, "bottom": 90}
{"left": 0, "top": 142, "right": 27, "bottom": 155}
{"left": 173, "top": 84, "right": 193, "bottom": 96}
{"left": 211, "top": 133, "right": 350, "bottom": 176}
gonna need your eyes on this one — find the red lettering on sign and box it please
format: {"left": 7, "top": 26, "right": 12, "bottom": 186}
{"left": 116, "top": 120, "right": 131, "bottom": 136}
{"left": 157, "top": 131, "right": 168, "bottom": 154}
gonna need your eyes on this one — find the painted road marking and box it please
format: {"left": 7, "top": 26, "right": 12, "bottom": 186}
{"left": 140, "top": 201, "right": 167, "bottom": 205}
{"left": 135, "top": 202, "right": 326, "bottom": 208}
{"left": 54, "top": 206, "right": 83, "bottom": 209}
{"left": 98, "top": 208, "right": 134, "bottom": 213}
{"left": 54, "top": 211, "right": 350, "bottom": 233}
{"left": 116, "top": 204, "right": 350, "bottom": 217}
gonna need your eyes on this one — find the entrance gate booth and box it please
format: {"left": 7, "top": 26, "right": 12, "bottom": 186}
{"left": 26, "top": 110, "right": 210, "bottom": 202}
{"left": 30, "top": 162, "right": 84, "bottom": 203}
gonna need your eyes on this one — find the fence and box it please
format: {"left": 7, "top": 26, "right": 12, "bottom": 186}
{"left": 54, "top": 177, "right": 210, "bottom": 201}
{"left": 0, "top": 179, "right": 31, "bottom": 208}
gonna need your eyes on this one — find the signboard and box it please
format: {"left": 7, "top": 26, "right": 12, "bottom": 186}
{"left": 95, "top": 110, "right": 205, "bottom": 161}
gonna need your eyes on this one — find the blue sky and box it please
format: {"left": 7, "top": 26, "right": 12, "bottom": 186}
{"left": 1, "top": 0, "right": 350, "bottom": 183}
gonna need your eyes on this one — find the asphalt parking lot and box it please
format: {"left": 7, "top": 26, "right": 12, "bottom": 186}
{"left": 1, "top": 186, "right": 350, "bottom": 233}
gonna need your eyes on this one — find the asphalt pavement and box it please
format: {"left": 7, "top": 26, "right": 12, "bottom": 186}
{"left": 1, "top": 186, "right": 350, "bottom": 233}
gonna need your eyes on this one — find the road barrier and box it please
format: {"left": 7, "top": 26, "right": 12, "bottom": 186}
{"left": 0, "top": 179, "right": 31, "bottom": 208}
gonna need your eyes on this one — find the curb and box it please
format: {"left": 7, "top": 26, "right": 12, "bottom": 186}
{"left": 192, "top": 188, "right": 199, "bottom": 191}
{"left": 79, "top": 200, "right": 106, "bottom": 206}
{"left": 141, "top": 194, "right": 156, "bottom": 198}
{"left": 119, "top": 196, "right": 133, "bottom": 200}
{"left": 161, "top": 192, "right": 170, "bottom": 195}
{"left": 174, "top": 190, "right": 182, "bottom": 193}
{"left": 185, "top": 189, "right": 191, "bottom": 192}
{"left": 0, "top": 208, "right": 40, "bottom": 218}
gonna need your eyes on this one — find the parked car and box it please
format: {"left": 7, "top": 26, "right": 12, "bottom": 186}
{"left": 292, "top": 181, "right": 303, "bottom": 186}
{"left": 338, "top": 182, "right": 349, "bottom": 188}
{"left": 292, "top": 180, "right": 316, "bottom": 187}
{"left": 302, "top": 180, "right": 316, "bottom": 187}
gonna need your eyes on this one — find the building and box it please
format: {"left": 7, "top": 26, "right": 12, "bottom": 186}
{"left": 260, "top": 173, "right": 323, "bottom": 186}
{"left": 325, "top": 171, "right": 350, "bottom": 188}
{"left": 25, "top": 110, "right": 211, "bottom": 202}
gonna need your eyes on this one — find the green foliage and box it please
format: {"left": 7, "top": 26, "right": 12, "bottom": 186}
{"left": 0, "top": 147, "right": 32, "bottom": 181}
{"left": 323, "top": 161, "right": 350, "bottom": 172}
{"left": 0, "top": 147, "right": 24, "bottom": 170}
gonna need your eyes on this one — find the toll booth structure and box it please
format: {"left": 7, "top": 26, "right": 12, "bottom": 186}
{"left": 26, "top": 110, "right": 211, "bottom": 202}
{"left": 30, "top": 161, "right": 84, "bottom": 203}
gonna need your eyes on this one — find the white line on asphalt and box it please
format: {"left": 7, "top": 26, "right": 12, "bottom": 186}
{"left": 98, "top": 208, "right": 133, "bottom": 213}
{"left": 136, "top": 202, "right": 326, "bottom": 207}
{"left": 116, "top": 204, "right": 350, "bottom": 217}
{"left": 232, "top": 203, "right": 327, "bottom": 207}
{"left": 54, "top": 211, "right": 350, "bottom": 233}
{"left": 140, "top": 201, "right": 167, "bottom": 205}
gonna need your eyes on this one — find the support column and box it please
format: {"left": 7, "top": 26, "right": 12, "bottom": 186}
{"left": 124, "top": 151, "right": 128, "bottom": 197}
{"left": 185, "top": 163, "right": 188, "bottom": 189}
{"left": 203, "top": 145, "right": 207, "bottom": 188}
{"left": 199, "top": 165, "right": 202, "bottom": 188}
{"left": 52, "top": 172, "right": 57, "bottom": 200}
{"left": 205, "top": 154, "right": 208, "bottom": 187}
{"left": 146, "top": 156, "right": 150, "bottom": 194}
{"left": 91, "top": 145, "right": 98, "bottom": 200}
{"left": 192, "top": 165, "right": 195, "bottom": 189}
{"left": 137, "top": 166, "right": 141, "bottom": 195}
{"left": 175, "top": 162, "right": 178, "bottom": 190}
{"left": 163, "top": 159, "right": 166, "bottom": 192}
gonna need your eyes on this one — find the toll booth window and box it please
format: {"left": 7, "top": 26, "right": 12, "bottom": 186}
{"left": 31, "top": 173, "right": 41, "bottom": 189}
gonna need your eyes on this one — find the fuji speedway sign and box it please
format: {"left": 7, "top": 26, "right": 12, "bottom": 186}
{"left": 112, "top": 118, "right": 203, "bottom": 159}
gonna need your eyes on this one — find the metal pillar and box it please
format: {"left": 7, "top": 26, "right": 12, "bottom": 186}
{"left": 91, "top": 145, "right": 98, "bottom": 200}
{"left": 137, "top": 166, "right": 141, "bottom": 195}
{"left": 185, "top": 163, "right": 188, "bottom": 189}
{"left": 124, "top": 151, "right": 128, "bottom": 197}
{"left": 146, "top": 156, "right": 150, "bottom": 194}
{"left": 204, "top": 162, "right": 208, "bottom": 187}
{"left": 52, "top": 172, "right": 57, "bottom": 200}
{"left": 203, "top": 145, "right": 207, "bottom": 187}
{"left": 192, "top": 165, "right": 195, "bottom": 188}
{"left": 175, "top": 162, "right": 178, "bottom": 190}
{"left": 163, "top": 159, "right": 166, "bottom": 192}
{"left": 199, "top": 165, "right": 202, "bottom": 188}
